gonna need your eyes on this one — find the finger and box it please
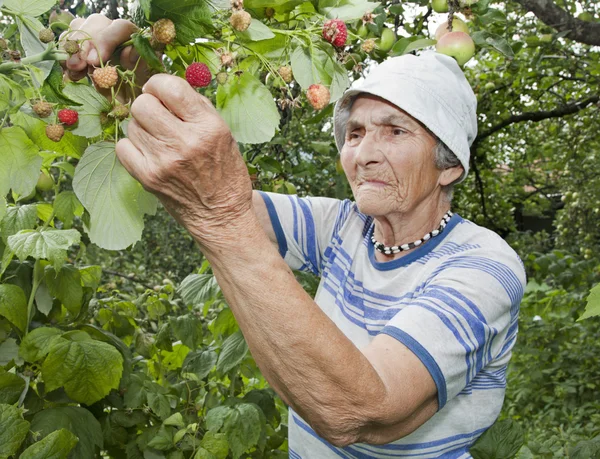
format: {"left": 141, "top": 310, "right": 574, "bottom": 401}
{"left": 130, "top": 93, "right": 183, "bottom": 140}
{"left": 142, "top": 74, "right": 216, "bottom": 122}
{"left": 65, "top": 14, "right": 112, "bottom": 71}
{"left": 127, "top": 119, "right": 166, "bottom": 162}
{"left": 89, "top": 19, "right": 138, "bottom": 67}
{"left": 116, "top": 138, "right": 149, "bottom": 186}
{"left": 59, "top": 18, "right": 84, "bottom": 41}
{"left": 119, "top": 45, "right": 142, "bottom": 71}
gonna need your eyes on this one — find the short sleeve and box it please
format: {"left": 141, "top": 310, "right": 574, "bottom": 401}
{"left": 258, "top": 191, "right": 352, "bottom": 275}
{"left": 380, "top": 251, "right": 526, "bottom": 410}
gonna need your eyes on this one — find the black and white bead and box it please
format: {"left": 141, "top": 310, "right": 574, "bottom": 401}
{"left": 372, "top": 211, "right": 453, "bottom": 255}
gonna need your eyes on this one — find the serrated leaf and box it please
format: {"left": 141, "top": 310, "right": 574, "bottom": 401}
{"left": 244, "top": 34, "right": 288, "bottom": 60}
{"left": 579, "top": 283, "right": 600, "bottom": 320}
{"left": 151, "top": 0, "right": 213, "bottom": 44}
{"left": 0, "top": 368, "right": 25, "bottom": 405}
{"left": 206, "top": 406, "right": 232, "bottom": 432}
{"left": 0, "top": 74, "right": 26, "bottom": 113}
{"left": 478, "top": 8, "right": 506, "bottom": 25}
{"left": 73, "top": 141, "right": 158, "bottom": 250}
{"left": 0, "top": 205, "right": 37, "bottom": 243}
{"left": 20, "top": 428, "right": 78, "bottom": 459}
{"left": 54, "top": 191, "right": 84, "bottom": 229}
{"left": 8, "top": 228, "right": 80, "bottom": 270}
{"left": 45, "top": 265, "right": 83, "bottom": 315}
{"left": 37, "top": 203, "right": 54, "bottom": 224}
{"left": 30, "top": 406, "right": 103, "bottom": 458}
{"left": 79, "top": 265, "right": 102, "bottom": 290}
{"left": 0, "top": 338, "right": 22, "bottom": 366}
{"left": 0, "top": 197, "right": 6, "bottom": 222}
{"left": 216, "top": 72, "right": 280, "bottom": 144}
{"left": 147, "top": 392, "right": 171, "bottom": 419}
{"left": 164, "top": 412, "right": 185, "bottom": 427}
{"left": 11, "top": 111, "right": 86, "bottom": 159}
{"left": 15, "top": 16, "right": 54, "bottom": 79}
{"left": 402, "top": 38, "right": 436, "bottom": 54}
{"left": 223, "top": 404, "right": 262, "bottom": 459}
{"left": 147, "top": 425, "right": 174, "bottom": 450}
{"left": 201, "top": 431, "right": 229, "bottom": 459}
{"left": 216, "top": 330, "right": 248, "bottom": 374}
{"left": 19, "top": 327, "right": 63, "bottom": 362}
{"left": 170, "top": 314, "right": 203, "bottom": 350}
{"left": 0, "top": 126, "right": 42, "bottom": 198}
{"left": 41, "top": 62, "right": 80, "bottom": 105}
{"left": 318, "top": 0, "right": 380, "bottom": 20}
{"left": 0, "top": 284, "right": 28, "bottom": 333}
{"left": 471, "top": 31, "right": 514, "bottom": 59}
{"left": 62, "top": 83, "right": 112, "bottom": 138}
{"left": 42, "top": 336, "right": 124, "bottom": 405}
{"left": 470, "top": 419, "right": 524, "bottom": 459}
{"left": 178, "top": 273, "right": 220, "bottom": 306}
{"left": 4, "top": 0, "right": 56, "bottom": 16}
{"left": 183, "top": 349, "right": 217, "bottom": 379}
{"left": 132, "top": 34, "right": 164, "bottom": 72}
{"left": 211, "top": 307, "right": 238, "bottom": 338}
{"left": 291, "top": 44, "right": 348, "bottom": 102}
{"left": 0, "top": 403, "right": 29, "bottom": 457}
{"left": 35, "top": 281, "right": 54, "bottom": 316}
{"left": 237, "top": 19, "right": 275, "bottom": 41}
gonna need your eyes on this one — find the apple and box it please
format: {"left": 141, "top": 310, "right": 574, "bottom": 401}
{"left": 357, "top": 24, "right": 369, "bottom": 39}
{"left": 49, "top": 9, "right": 75, "bottom": 25}
{"left": 432, "top": 0, "right": 449, "bottom": 13}
{"left": 436, "top": 31, "right": 475, "bottom": 66}
{"left": 36, "top": 170, "right": 54, "bottom": 192}
{"left": 577, "top": 12, "right": 594, "bottom": 22}
{"left": 377, "top": 28, "right": 396, "bottom": 52}
{"left": 435, "top": 18, "right": 469, "bottom": 41}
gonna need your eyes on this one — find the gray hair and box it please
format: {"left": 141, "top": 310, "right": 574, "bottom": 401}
{"left": 434, "top": 140, "right": 462, "bottom": 202}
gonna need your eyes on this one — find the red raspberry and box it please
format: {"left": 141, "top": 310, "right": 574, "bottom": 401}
{"left": 92, "top": 66, "right": 119, "bottom": 89}
{"left": 185, "top": 62, "right": 212, "bottom": 88}
{"left": 322, "top": 19, "right": 347, "bottom": 47}
{"left": 58, "top": 109, "right": 79, "bottom": 126}
{"left": 45, "top": 124, "right": 65, "bottom": 142}
{"left": 307, "top": 84, "right": 330, "bottom": 110}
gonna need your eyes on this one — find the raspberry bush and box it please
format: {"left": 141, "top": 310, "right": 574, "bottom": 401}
{"left": 1, "top": 0, "right": 595, "bottom": 457}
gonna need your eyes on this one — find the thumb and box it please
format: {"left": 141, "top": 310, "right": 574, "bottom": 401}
{"left": 86, "top": 19, "right": 138, "bottom": 67}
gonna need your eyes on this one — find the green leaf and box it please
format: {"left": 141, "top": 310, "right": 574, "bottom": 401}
{"left": 11, "top": 111, "right": 86, "bottom": 159}
{"left": 62, "top": 83, "right": 112, "bottom": 138}
{"left": 79, "top": 265, "right": 102, "bottom": 290}
{"left": 147, "top": 425, "right": 174, "bottom": 450}
{"left": 163, "top": 412, "right": 185, "bottom": 428}
{"left": 41, "top": 62, "right": 80, "bottom": 106}
{"left": 578, "top": 283, "right": 600, "bottom": 320}
{"left": 0, "top": 403, "right": 29, "bottom": 458}
{"left": 20, "top": 428, "right": 78, "bottom": 459}
{"left": 318, "top": 0, "right": 380, "bottom": 20}
{"left": 243, "top": 389, "right": 280, "bottom": 427}
{"left": 182, "top": 349, "right": 217, "bottom": 379}
{"left": 0, "top": 368, "right": 25, "bottom": 405}
{"left": 8, "top": 228, "right": 80, "bottom": 270}
{"left": 19, "top": 327, "right": 63, "bottom": 362}
{"left": 471, "top": 31, "right": 514, "bottom": 59}
{"left": 216, "top": 72, "right": 280, "bottom": 144}
{"left": 0, "top": 197, "right": 6, "bottom": 222}
{"left": 54, "top": 191, "right": 84, "bottom": 229}
{"left": 42, "top": 336, "right": 124, "bottom": 405}
{"left": 0, "top": 74, "right": 26, "bottom": 114}
{"left": 0, "top": 338, "right": 22, "bottom": 366}
{"left": 147, "top": 392, "right": 172, "bottom": 419}
{"left": 570, "top": 436, "right": 600, "bottom": 459}
{"left": 45, "top": 265, "right": 83, "bottom": 315}
{"left": 15, "top": 16, "right": 54, "bottom": 79}
{"left": 470, "top": 419, "right": 524, "bottom": 459}
{"left": 30, "top": 406, "right": 103, "bottom": 458}
{"left": 237, "top": 19, "right": 275, "bottom": 41}
{"left": 402, "top": 38, "right": 437, "bottom": 54}
{"left": 132, "top": 34, "right": 164, "bottom": 72}
{"left": 178, "top": 273, "right": 220, "bottom": 306}
{"left": 206, "top": 406, "right": 232, "bottom": 432}
{"left": 211, "top": 307, "right": 238, "bottom": 338}
{"left": 0, "top": 284, "right": 28, "bottom": 333}
{"left": 0, "top": 126, "right": 42, "bottom": 198}
{"left": 223, "top": 404, "right": 262, "bottom": 459}
{"left": 35, "top": 281, "right": 54, "bottom": 316}
{"left": 151, "top": 0, "right": 213, "bottom": 44}
{"left": 170, "top": 314, "right": 203, "bottom": 350}
{"left": 73, "top": 141, "right": 158, "bottom": 250}
{"left": 201, "top": 431, "right": 229, "bottom": 459}
{"left": 1, "top": 205, "right": 38, "bottom": 243}
{"left": 216, "top": 330, "right": 248, "bottom": 374}
{"left": 244, "top": 34, "right": 288, "bottom": 60}
{"left": 4, "top": 0, "right": 56, "bottom": 16}
{"left": 478, "top": 8, "right": 506, "bottom": 25}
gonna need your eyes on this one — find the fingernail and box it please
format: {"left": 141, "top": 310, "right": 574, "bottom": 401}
{"left": 87, "top": 49, "right": 98, "bottom": 62}
{"left": 67, "top": 55, "right": 79, "bottom": 67}
{"left": 142, "top": 84, "right": 147, "bottom": 93}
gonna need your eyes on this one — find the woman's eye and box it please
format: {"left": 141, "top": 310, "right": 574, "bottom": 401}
{"left": 392, "top": 128, "right": 405, "bottom": 135}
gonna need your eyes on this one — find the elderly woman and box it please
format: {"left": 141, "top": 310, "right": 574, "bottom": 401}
{"left": 68, "top": 16, "right": 525, "bottom": 458}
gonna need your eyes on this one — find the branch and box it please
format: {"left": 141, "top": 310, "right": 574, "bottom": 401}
{"left": 102, "top": 269, "right": 155, "bottom": 290}
{"left": 474, "top": 94, "right": 599, "bottom": 145}
{"left": 513, "top": 0, "right": 600, "bottom": 46}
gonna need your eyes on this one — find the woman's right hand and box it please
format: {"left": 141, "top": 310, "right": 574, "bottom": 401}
{"left": 63, "top": 14, "right": 148, "bottom": 92}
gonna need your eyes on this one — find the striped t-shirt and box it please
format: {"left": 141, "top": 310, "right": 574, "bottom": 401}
{"left": 259, "top": 191, "right": 526, "bottom": 459}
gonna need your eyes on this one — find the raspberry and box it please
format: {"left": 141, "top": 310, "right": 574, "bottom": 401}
{"left": 38, "top": 28, "right": 55, "bottom": 44}
{"left": 230, "top": 10, "right": 252, "bottom": 32}
{"left": 92, "top": 66, "right": 119, "bottom": 89}
{"left": 322, "top": 19, "right": 347, "bottom": 48}
{"left": 32, "top": 100, "right": 53, "bottom": 118}
{"left": 278, "top": 66, "right": 293, "bottom": 84}
{"left": 46, "top": 124, "right": 65, "bottom": 142}
{"left": 219, "top": 50, "right": 234, "bottom": 68}
{"left": 307, "top": 84, "right": 330, "bottom": 110}
{"left": 10, "top": 50, "right": 21, "bottom": 61}
{"left": 152, "top": 18, "right": 176, "bottom": 44}
{"left": 58, "top": 108, "right": 79, "bottom": 126}
{"left": 265, "top": 7, "right": 275, "bottom": 18}
{"left": 110, "top": 104, "right": 130, "bottom": 120}
{"left": 63, "top": 40, "right": 80, "bottom": 55}
{"left": 0, "top": 38, "right": 7, "bottom": 50}
{"left": 361, "top": 38, "right": 376, "bottom": 53}
{"left": 216, "top": 72, "right": 228, "bottom": 85}
{"left": 185, "top": 62, "right": 212, "bottom": 88}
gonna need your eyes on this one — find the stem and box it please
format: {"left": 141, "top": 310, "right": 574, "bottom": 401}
{"left": 0, "top": 48, "right": 68, "bottom": 74}
{"left": 25, "top": 260, "right": 44, "bottom": 336}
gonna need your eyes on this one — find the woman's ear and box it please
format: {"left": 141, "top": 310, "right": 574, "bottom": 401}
{"left": 440, "top": 165, "right": 464, "bottom": 186}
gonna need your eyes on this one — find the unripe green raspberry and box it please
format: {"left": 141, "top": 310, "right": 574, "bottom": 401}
{"left": 32, "top": 100, "right": 53, "bottom": 118}
{"left": 216, "top": 72, "right": 228, "bottom": 85}
{"left": 63, "top": 40, "right": 80, "bottom": 55}
{"left": 152, "top": 18, "right": 176, "bottom": 44}
{"left": 38, "top": 28, "right": 55, "bottom": 43}
{"left": 109, "top": 103, "right": 130, "bottom": 120}
{"left": 277, "top": 66, "right": 293, "bottom": 84}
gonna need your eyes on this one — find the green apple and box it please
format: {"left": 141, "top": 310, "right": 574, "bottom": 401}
{"left": 357, "top": 24, "right": 369, "bottom": 39}
{"left": 432, "top": 0, "right": 449, "bottom": 13}
{"left": 435, "top": 18, "right": 469, "bottom": 41}
{"left": 577, "top": 12, "right": 594, "bottom": 22}
{"left": 36, "top": 170, "right": 54, "bottom": 192}
{"left": 377, "top": 28, "right": 396, "bottom": 52}
{"left": 435, "top": 31, "right": 475, "bottom": 66}
{"left": 539, "top": 34, "right": 553, "bottom": 43}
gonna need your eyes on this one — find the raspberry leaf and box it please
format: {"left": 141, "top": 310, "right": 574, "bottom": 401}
{"left": 63, "top": 83, "right": 112, "bottom": 138}
{"left": 0, "top": 367, "right": 26, "bottom": 405}
{"left": 236, "top": 19, "right": 275, "bottom": 41}
{"left": 0, "top": 205, "right": 38, "bottom": 244}
{"left": 132, "top": 33, "right": 164, "bottom": 72}
{"left": 291, "top": 45, "right": 349, "bottom": 101}
{"left": 0, "top": 284, "right": 28, "bottom": 333}
{"left": 216, "top": 72, "right": 279, "bottom": 144}
{"left": 3, "top": 0, "right": 57, "bottom": 16}
{"left": 19, "top": 428, "right": 79, "bottom": 459}
{"left": 0, "top": 126, "right": 42, "bottom": 198}
{"left": 44, "top": 264, "right": 84, "bottom": 316}
{"left": 216, "top": 330, "right": 248, "bottom": 374}
{"left": 150, "top": 0, "right": 213, "bottom": 44}
{"left": 0, "top": 74, "right": 26, "bottom": 113}
{"left": 73, "top": 141, "right": 158, "bottom": 250}
{"left": 318, "top": 0, "right": 381, "bottom": 21}
{"left": 7, "top": 228, "right": 81, "bottom": 271}
{"left": 0, "top": 404, "right": 30, "bottom": 458}
{"left": 14, "top": 15, "right": 54, "bottom": 79}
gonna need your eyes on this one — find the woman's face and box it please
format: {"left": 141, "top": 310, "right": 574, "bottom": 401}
{"left": 340, "top": 94, "right": 457, "bottom": 217}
